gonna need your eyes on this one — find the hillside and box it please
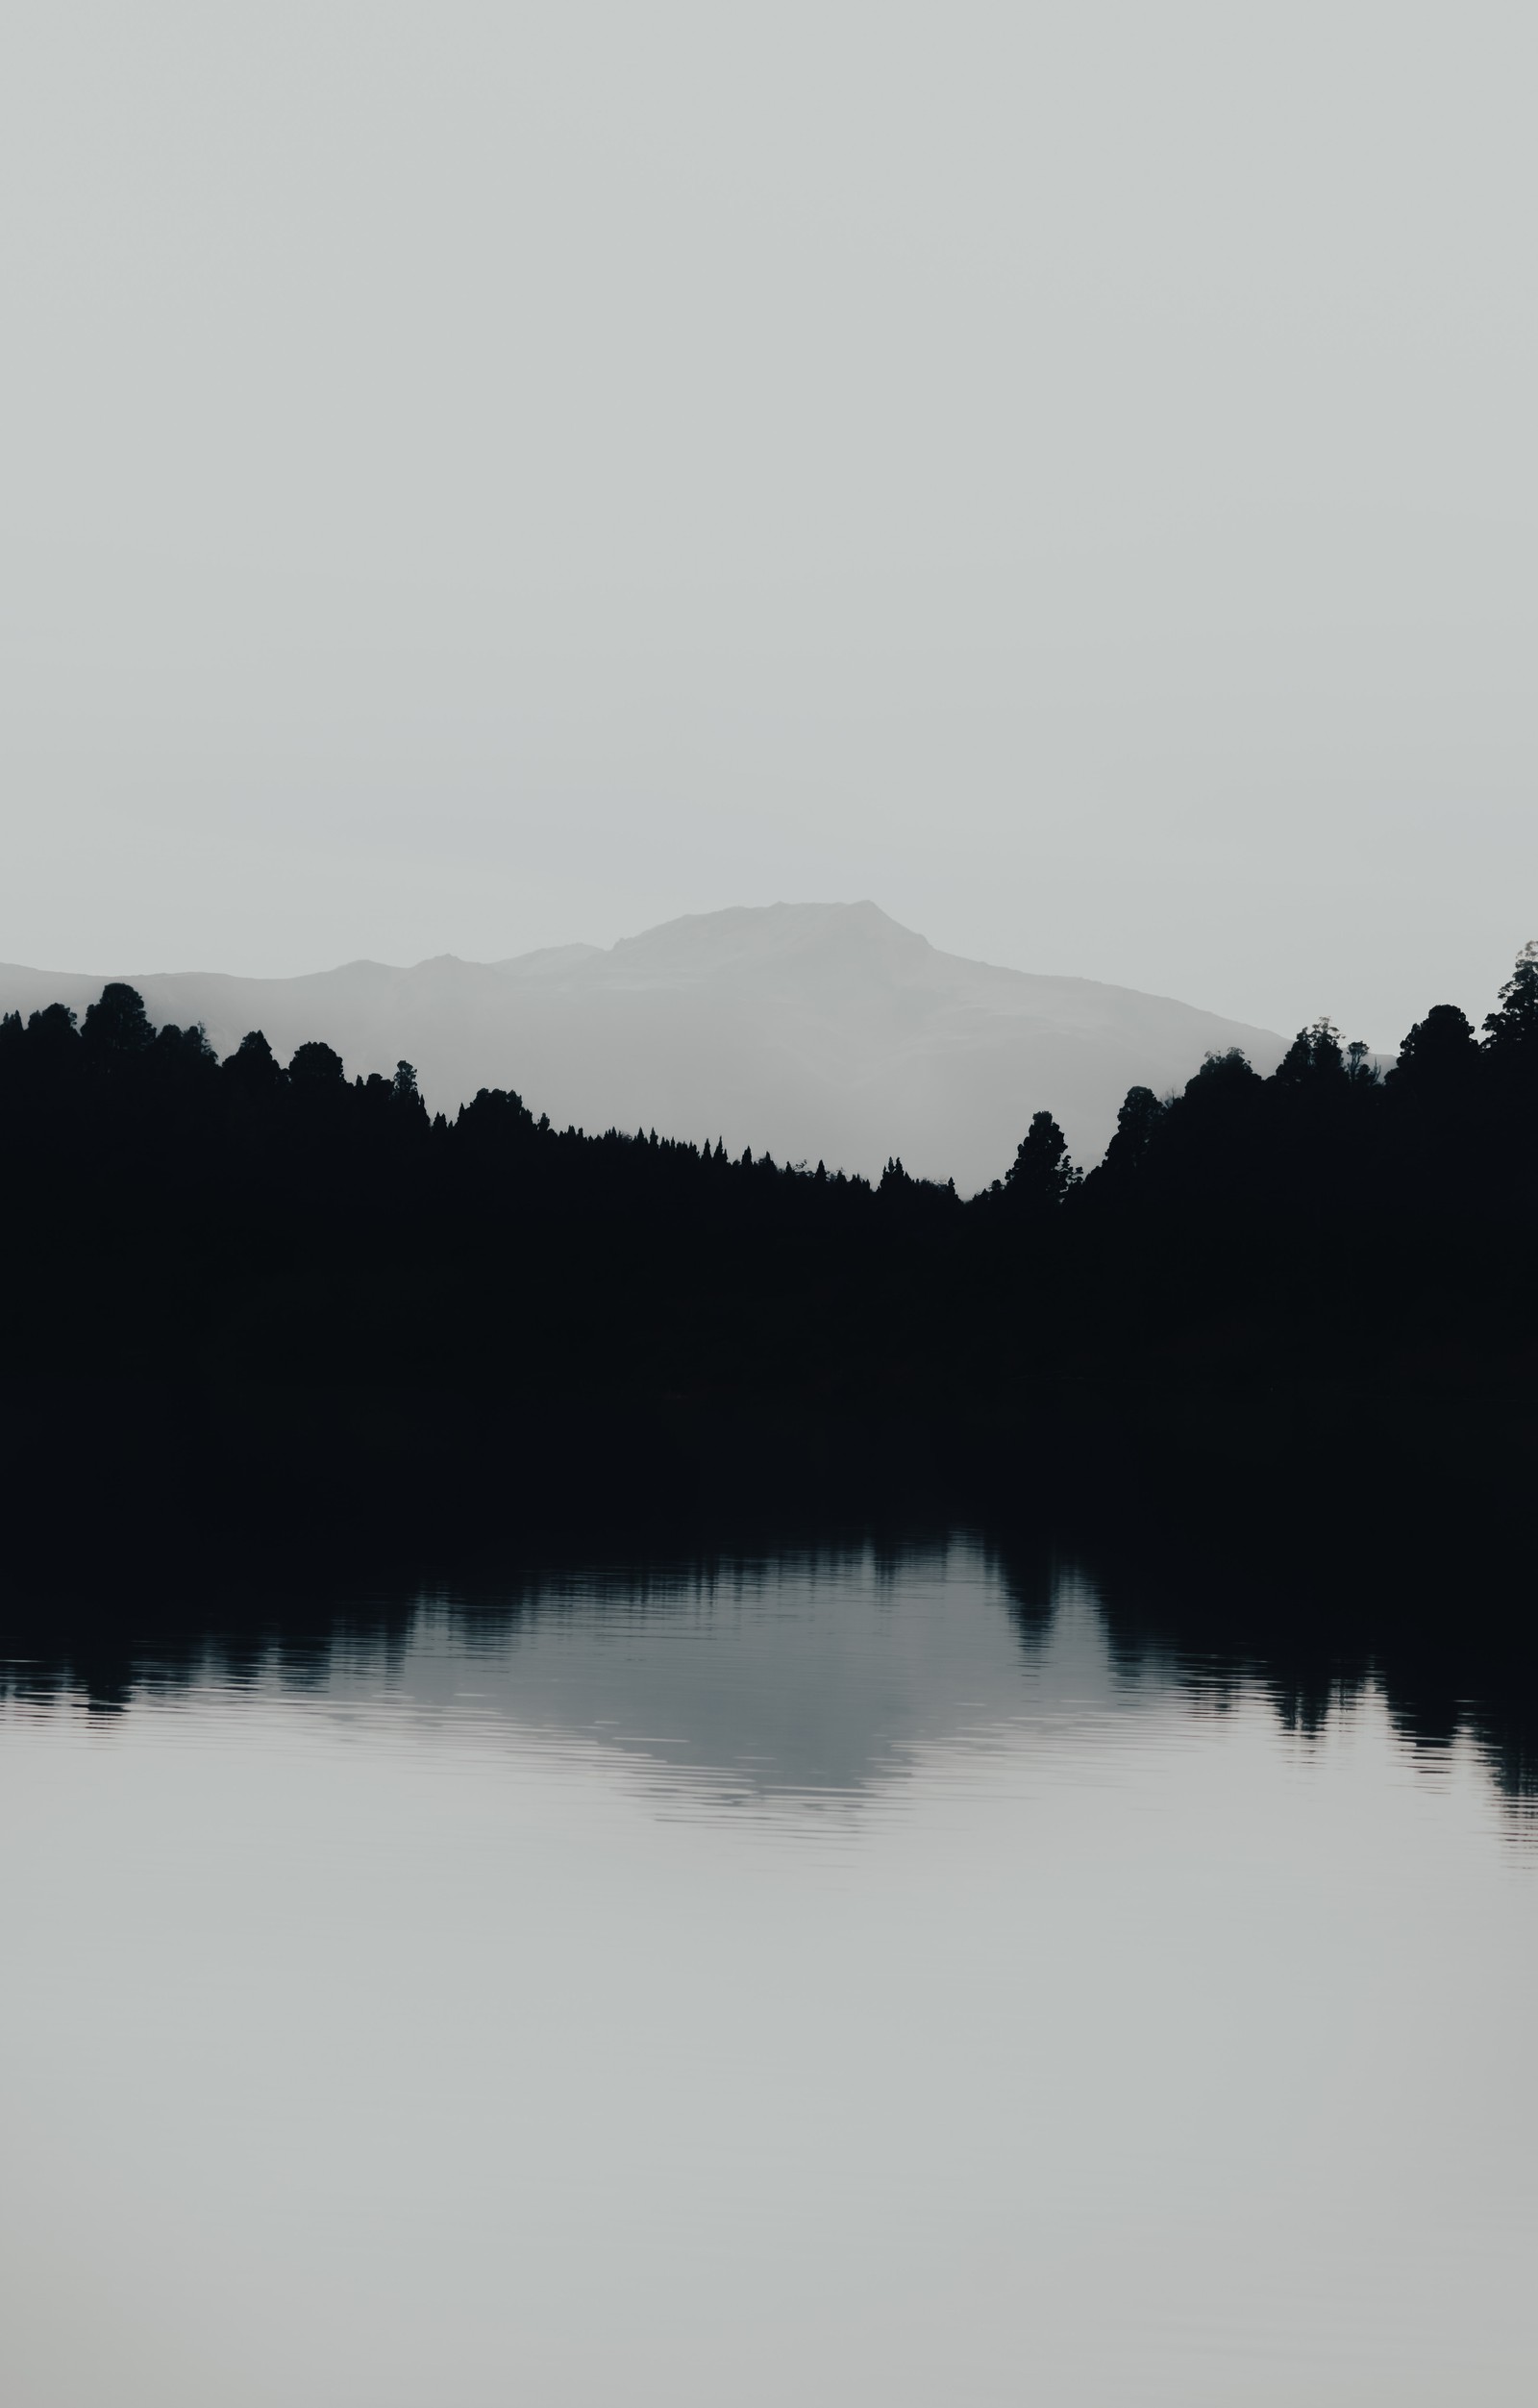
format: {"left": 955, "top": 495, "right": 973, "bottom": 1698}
{"left": 0, "top": 903, "right": 1287, "bottom": 1188}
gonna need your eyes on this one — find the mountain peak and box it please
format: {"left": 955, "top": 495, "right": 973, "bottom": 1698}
{"left": 603, "top": 901, "right": 931, "bottom": 984}
{"left": 0, "top": 910, "right": 1287, "bottom": 1189}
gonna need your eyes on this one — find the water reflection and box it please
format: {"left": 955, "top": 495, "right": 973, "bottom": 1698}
{"left": 3, "top": 1527, "right": 1537, "bottom": 2407}
{"left": 5, "top": 1524, "right": 1537, "bottom": 1818}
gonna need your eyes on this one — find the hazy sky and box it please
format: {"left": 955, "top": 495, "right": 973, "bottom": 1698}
{"left": 4, "top": 3, "right": 1534, "bottom": 1046}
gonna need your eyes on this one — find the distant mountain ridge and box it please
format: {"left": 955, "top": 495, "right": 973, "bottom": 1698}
{"left": 0, "top": 903, "right": 1288, "bottom": 1190}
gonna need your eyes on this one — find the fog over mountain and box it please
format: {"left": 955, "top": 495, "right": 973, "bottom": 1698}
{"left": 0, "top": 904, "right": 1287, "bottom": 1190}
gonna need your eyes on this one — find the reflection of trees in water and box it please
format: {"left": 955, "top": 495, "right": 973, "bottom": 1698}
{"left": 0, "top": 1535, "right": 912, "bottom": 1717}
{"left": 990, "top": 1519, "right": 1538, "bottom": 1816}
{"left": 0, "top": 1583, "right": 422, "bottom": 1715}
{"left": 6, "top": 1515, "right": 1537, "bottom": 1818}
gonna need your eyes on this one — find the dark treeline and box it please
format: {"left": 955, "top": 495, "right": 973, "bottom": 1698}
{"left": 3, "top": 949, "right": 1537, "bottom": 1552}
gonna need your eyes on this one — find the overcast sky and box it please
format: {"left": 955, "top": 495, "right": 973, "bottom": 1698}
{"left": 3, "top": 2, "right": 1534, "bottom": 1046}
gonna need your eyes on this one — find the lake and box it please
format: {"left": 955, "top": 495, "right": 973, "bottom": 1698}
{"left": 2, "top": 1533, "right": 1535, "bottom": 2404}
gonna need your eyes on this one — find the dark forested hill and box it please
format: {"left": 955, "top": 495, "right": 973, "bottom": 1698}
{"left": 2, "top": 948, "right": 1535, "bottom": 1556}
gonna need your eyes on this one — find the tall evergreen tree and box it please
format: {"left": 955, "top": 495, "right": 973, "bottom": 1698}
{"left": 1005, "top": 1111, "right": 1079, "bottom": 1211}
{"left": 1481, "top": 941, "right": 1538, "bottom": 1087}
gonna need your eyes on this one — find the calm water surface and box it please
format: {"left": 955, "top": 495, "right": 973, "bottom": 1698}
{"left": 1, "top": 1539, "right": 1535, "bottom": 2405}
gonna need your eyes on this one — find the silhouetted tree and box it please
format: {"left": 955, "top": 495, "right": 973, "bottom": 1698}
{"left": 1079, "top": 1084, "right": 1168, "bottom": 1208}
{"left": 1482, "top": 940, "right": 1538, "bottom": 1087}
{"left": 1005, "top": 1111, "right": 1078, "bottom": 1211}
{"left": 25, "top": 1002, "right": 79, "bottom": 1058}
{"left": 1107, "top": 1084, "right": 1166, "bottom": 1173}
{"left": 1276, "top": 1018, "right": 1347, "bottom": 1085}
{"left": 290, "top": 1040, "right": 346, "bottom": 1085}
{"left": 81, "top": 982, "right": 154, "bottom": 1062}
{"left": 1193, "top": 1048, "right": 1261, "bottom": 1098}
{"left": 153, "top": 1020, "right": 217, "bottom": 1073}
{"left": 1344, "top": 1040, "right": 1380, "bottom": 1085}
{"left": 224, "top": 1030, "right": 282, "bottom": 1098}
{"left": 1393, "top": 1004, "right": 1479, "bottom": 1099}
{"left": 1145, "top": 1049, "right": 1267, "bottom": 1205}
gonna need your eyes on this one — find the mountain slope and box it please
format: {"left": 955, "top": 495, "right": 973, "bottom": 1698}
{"left": 0, "top": 903, "right": 1287, "bottom": 1189}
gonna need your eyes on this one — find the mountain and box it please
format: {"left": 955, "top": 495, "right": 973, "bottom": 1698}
{"left": 0, "top": 903, "right": 1287, "bottom": 1190}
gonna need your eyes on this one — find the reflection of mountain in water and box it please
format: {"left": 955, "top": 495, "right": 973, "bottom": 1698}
{"left": 4, "top": 1529, "right": 1536, "bottom": 1815}
{"left": 340, "top": 1547, "right": 1141, "bottom": 1805}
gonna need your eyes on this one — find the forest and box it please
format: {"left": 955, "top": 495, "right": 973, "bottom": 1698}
{"left": 2, "top": 947, "right": 1536, "bottom": 1554}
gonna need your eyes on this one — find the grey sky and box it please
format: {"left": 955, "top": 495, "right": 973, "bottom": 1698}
{"left": 3, "top": 2, "right": 1534, "bottom": 1049}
